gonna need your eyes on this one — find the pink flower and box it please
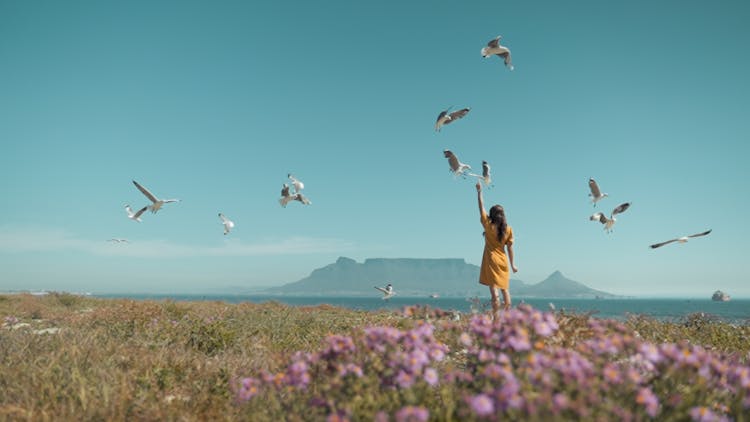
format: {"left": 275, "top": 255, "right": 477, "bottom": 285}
{"left": 423, "top": 367, "right": 439, "bottom": 386}
{"left": 636, "top": 387, "right": 659, "bottom": 418}
{"left": 394, "top": 405, "right": 429, "bottom": 422}
{"left": 468, "top": 393, "right": 495, "bottom": 417}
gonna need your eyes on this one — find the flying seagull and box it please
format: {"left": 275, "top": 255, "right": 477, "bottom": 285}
{"left": 443, "top": 149, "right": 471, "bottom": 177}
{"left": 219, "top": 213, "right": 235, "bottom": 235}
{"left": 288, "top": 174, "right": 304, "bottom": 194}
{"left": 107, "top": 238, "right": 129, "bottom": 243}
{"left": 590, "top": 202, "right": 631, "bottom": 233}
{"left": 588, "top": 178, "right": 608, "bottom": 207}
{"left": 132, "top": 180, "right": 180, "bottom": 213}
{"left": 125, "top": 205, "right": 148, "bottom": 222}
{"left": 435, "top": 107, "right": 470, "bottom": 132}
{"left": 374, "top": 283, "right": 395, "bottom": 300}
{"left": 280, "top": 183, "right": 312, "bottom": 206}
{"left": 481, "top": 35, "right": 514, "bottom": 71}
{"left": 469, "top": 160, "right": 493, "bottom": 187}
{"left": 650, "top": 230, "right": 712, "bottom": 249}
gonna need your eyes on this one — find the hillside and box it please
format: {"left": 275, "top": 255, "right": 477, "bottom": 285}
{"left": 264, "top": 257, "right": 617, "bottom": 298}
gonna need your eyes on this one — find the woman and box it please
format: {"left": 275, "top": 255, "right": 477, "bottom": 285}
{"left": 476, "top": 182, "right": 518, "bottom": 318}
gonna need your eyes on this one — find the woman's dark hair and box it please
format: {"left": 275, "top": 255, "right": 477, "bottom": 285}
{"left": 488, "top": 205, "right": 507, "bottom": 242}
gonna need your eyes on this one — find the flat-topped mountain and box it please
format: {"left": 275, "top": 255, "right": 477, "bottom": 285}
{"left": 264, "top": 257, "right": 617, "bottom": 298}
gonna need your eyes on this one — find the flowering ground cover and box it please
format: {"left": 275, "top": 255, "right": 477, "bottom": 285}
{"left": 1, "top": 293, "right": 749, "bottom": 421}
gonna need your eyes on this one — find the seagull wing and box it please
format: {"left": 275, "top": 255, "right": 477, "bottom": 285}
{"left": 487, "top": 36, "right": 500, "bottom": 48}
{"left": 374, "top": 286, "right": 388, "bottom": 294}
{"left": 650, "top": 238, "right": 679, "bottom": 249}
{"left": 588, "top": 178, "right": 602, "bottom": 197}
{"left": 219, "top": 213, "right": 229, "bottom": 223}
{"left": 443, "top": 150, "right": 460, "bottom": 172}
{"left": 132, "top": 180, "right": 159, "bottom": 203}
{"left": 133, "top": 206, "right": 148, "bottom": 219}
{"left": 447, "top": 108, "right": 470, "bottom": 123}
{"left": 482, "top": 161, "right": 491, "bottom": 178}
{"left": 688, "top": 229, "right": 712, "bottom": 238}
{"left": 611, "top": 202, "right": 631, "bottom": 216}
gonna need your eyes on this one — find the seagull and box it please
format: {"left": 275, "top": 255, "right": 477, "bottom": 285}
{"left": 650, "top": 230, "right": 712, "bottom": 249}
{"left": 374, "top": 283, "right": 395, "bottom": 300}
{"left": 469, "top": 160, "right": 493, "bottom": 187}
{"left": 588, "top": 178, "right": 608, "bottom": 207}
{"left": 219, "top": 213, "right": 235, "bottom": 235}
{"left": 435, "top": 107, "right": 470, "bottom": 132}
{"left": 481, "top": 35, "right": 514, "bottom": 71}
{"left": 125, "top": 205, "right": 148, "bottom": 222}
{"left": 590, "top": 202, "right": 630, "bottom": 233}
{"left": 132, "top": 180, "right": 180, "bottom": 213}
{"left": 107, "top": 238, "right": 129, "bottom": 243}
{"left": 288, "top": 174, "right": 304, "bottom": 194}
{"left": 443, "top": 150, "right": 471, "bottom": 177}
{"left": 279, "top": 184, "right": 294, "bottom": 207}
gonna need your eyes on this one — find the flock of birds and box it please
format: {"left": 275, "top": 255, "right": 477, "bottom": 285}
{"left": 586, "top": 177, "right": 712, "bottom": 248}
{"left": 111, "top": 34, "right": 710, "bottom": 298}
{"left": 119, "top": 174, "right": 311, "bottom": 240}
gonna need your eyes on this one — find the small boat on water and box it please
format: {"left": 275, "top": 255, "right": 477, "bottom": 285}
{"left": 711, "top": 290, "right": 731, "bottom": 302}
{"left": 429, "top": 293, "right": 440, "bottom": 299}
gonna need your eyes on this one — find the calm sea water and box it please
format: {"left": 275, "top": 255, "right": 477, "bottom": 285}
{"left": 95, "top": 294, "right": 750, "bottom": 324}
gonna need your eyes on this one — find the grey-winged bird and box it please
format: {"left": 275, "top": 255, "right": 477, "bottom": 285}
{"left": 125, "top": 205, "right": 148, "bottom": 222}
{"left": 219, "top": 213, "right": 235, "bottom": 235}
{"left": 588, "top": 178, "right": 608, "bottom": 207}
{"left": 132, "top": 180, "right": 180, "bottom": 213}
{"left": 435, "top": 107, "right": 470, "bottom": 132}
{"left": 650, "top": 230, "right": 712, "bottom": 249}
{"left": 481, "top": 36, "right": 514, "bottom": 71}
{"left": 443, "top": 150, "right": 471, "bottom": 177}
{"left": 590, "top": 202, "right": 631, "bottom": 233}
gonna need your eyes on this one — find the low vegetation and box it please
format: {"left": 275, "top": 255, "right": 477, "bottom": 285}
{"left": 1, "top": 293, "right": 748, "bottom": 421}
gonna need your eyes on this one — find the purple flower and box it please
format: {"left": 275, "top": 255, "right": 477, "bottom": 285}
{"left": 689, "top": 406, "right": 726, "bottom": 422}
{"left": 636, "top": 387, "right": 659, "bottom": 418}
{"left": 395, "top": 370, "right": 415, "bottom": 388}
{"left": 468, "top": 394, "right": 495, "bottom": 417}
{"left": 552, "top": 393, "right": 569, "bottom": 411}
{"left": 374, "top": 411, "right": 389, "bottom": 422}
{"left": 423, "top": 367, "right": 439, "bottom": 386}
{"left": 236, "top": 377, "right": 261, "bottom": 401}
{"left": 394, "top": 405, "right": 429, "bottom": 422}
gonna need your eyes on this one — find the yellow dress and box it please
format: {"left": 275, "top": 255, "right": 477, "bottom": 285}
{"left": 479, "top": 210, "right": 514, "bottom": 289}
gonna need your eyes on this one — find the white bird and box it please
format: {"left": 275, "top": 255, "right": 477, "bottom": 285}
{"left": 481, "top": 35, "right": 514, "bottom": 71}
{"left": 588, "top": 178, "right": 608, "bottom": 207}
{"left": 219, "top": 213, "right": 235, "bottom": 235}
{"left": 469, "top": 160, "right": 493, "bottom": 187}
{"left": 125, "top": 205, "right": 148, "bottom": 222}
{"left": 107, "top": 238, "right": 129, "bottom": 243}
{"left": 279, "top": 184, "right": 294, "bottom": 207}
{"left": 288, "top": 174, "right": 304, "bottom": 194}
{"left": 443, "top": 150, "right": 471, "bottom": 177}
{"left": 650, "top": 229, "right": 712, "bottom": 249}
{"left": 132, "top": 180, "right": 180, "bottom": 213}
{"left": 435, "top": 107, "right": 470, "bottom": 132}
{"left": 374, "top": 283, "right": 395, "bottom": 300}
{"left": 590, "top": 202, "right": 630, "bottom": 233}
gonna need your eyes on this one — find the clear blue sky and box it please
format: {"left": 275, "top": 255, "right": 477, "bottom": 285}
{"left": 1, "top": 0, "right": 748, "bottom": 297}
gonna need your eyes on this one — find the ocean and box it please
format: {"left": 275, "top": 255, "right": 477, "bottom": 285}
{"left": 94, "top": 294, "right": 750, "bottom": 324}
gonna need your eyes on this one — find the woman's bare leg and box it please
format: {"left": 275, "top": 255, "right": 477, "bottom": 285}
{"left": 489, "top": 287, "right": 500, "bottom": 320}
{"left": 500, "top": 289, "right": 511, "bottom": 311}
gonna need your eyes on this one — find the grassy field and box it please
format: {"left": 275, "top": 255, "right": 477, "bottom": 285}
{"left": 1, "top": 293, "right": 749, "bottom": 421}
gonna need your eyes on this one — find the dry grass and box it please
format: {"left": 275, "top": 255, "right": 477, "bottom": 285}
{"left": 1, "top": 294, "right": 748, "bottom": 421}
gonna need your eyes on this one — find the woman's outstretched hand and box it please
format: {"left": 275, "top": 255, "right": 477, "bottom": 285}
{"left": 476, "top": 182, "right": 482, "bottom": 192}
